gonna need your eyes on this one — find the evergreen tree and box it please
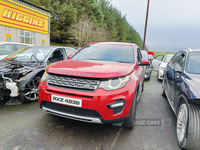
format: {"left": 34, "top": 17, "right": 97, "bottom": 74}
{"left": 27, "top": 0, "right": 145, "bottom": 49}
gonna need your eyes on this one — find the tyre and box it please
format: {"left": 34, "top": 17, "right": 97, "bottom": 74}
{"left": 24, "top": 76, "right": 41, "bottom": 102}
{"left": 142, "top": 82, "right": 144, "bottom": 92}
{"left": 122, "top": 91, "right": 137, "bottom": 128}
{"left": 157, "top": 71, "right": 161, "bottom": 81}
{"left": 145, "top": 76, "right": 150, "bottom": 81}
{"left": 176, "top": 103, "right": 200, "bottom": 150}
{"left": 161, "top": 84, "right": 166, "bottom": 97}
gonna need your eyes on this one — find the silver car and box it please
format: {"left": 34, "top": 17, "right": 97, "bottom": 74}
{"left": 141, "top": 50, "right": 154, "bottom": 80}
{"left": 0, "top": 46, "right": 76, "bottom": 105}
{"left": 0, "top": 41, "right": 33, "bottom": 60}
{"left": 157, "top": 54, "right": 174, "bottom": 81}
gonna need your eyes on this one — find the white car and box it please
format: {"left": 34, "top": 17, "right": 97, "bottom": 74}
{"left": 0, "top": 41, "right": 33, "bottom": 60}
{"left": 152, "top": 55, "right": 165, "bottom": 71}
{"left": 157, "top": 54, "right": 174, "bottom": 81}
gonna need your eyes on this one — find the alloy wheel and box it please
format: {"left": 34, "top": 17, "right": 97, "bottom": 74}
{"left": 24, "top": 76, "right": 40, "bottom": 101}
{"left": 177, "top": 104, "right": 188, "bottom": 143}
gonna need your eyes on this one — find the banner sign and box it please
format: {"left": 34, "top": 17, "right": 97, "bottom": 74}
{"left": 0, "top": 1, "right": 48, "bottom": 34}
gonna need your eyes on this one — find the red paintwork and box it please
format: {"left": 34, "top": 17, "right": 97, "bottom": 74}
{"left": 46, "top": 60, "right": 136, "bottom": 78}
{"left": 67, "top": 54, "right": 73, "bottom": 59}
{"left": 141, "top": 58, "right": 150, "bottom": 65}
{"left": 38, "top": 42, "right": 146, "bottom": 123}
{"left": 148, "top": 51, "right": 154, "bottom": 56}
{"left": 38, "top": 73, "right": 138, "bottom": 121}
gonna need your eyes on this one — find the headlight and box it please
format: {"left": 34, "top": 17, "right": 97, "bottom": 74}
{"left": 160, "top": 67, "right": 165, "bottom": 71}
{"left": 41, "top": 71, "right": 48, "bottom": 82}
{"left": 99, "top": 75, "right": 130, "bottom": 91}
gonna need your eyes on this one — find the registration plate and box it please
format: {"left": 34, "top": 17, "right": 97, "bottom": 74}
{"left": 51, "top": 95, "right": 82, "bottom": 107}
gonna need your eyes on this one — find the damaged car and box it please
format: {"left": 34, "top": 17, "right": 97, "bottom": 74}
{"left": 0, "top": 46, "right": 76, "bottom": 105}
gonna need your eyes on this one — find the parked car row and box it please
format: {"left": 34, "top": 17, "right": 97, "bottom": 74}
{"left": 1, "top": 42, "right": 200, "bottom": 150}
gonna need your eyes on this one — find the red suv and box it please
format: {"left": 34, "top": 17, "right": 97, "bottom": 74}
{"left": 38, "top": 42, "right": 149, "bottom": 128}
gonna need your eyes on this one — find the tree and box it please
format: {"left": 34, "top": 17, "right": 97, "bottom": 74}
{"left": 27, "top": 0, "right": 77, "bottom": 43}
{"left": 27, "top": 0, "right": 145, "bottom": 49}
{"left": 69, "top": 16, "right": 112, "bottom": 47}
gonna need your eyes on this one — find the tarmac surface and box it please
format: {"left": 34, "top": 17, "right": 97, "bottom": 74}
{"left": 0, "top": 71, "right": 182, "bottom": 150}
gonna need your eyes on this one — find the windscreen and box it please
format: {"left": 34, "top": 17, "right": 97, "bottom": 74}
{"left": 3, "top": 47, "right": 51, "bottom": 62}
{"left": 72, "top": 44, "right": 134, "bottom": 63}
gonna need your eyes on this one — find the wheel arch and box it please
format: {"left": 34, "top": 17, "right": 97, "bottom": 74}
{"left": 19, "top": 68, "right": 45, "bottom": 89}
{"left": 176, "top": 93, "right": 190, "bottom": 116}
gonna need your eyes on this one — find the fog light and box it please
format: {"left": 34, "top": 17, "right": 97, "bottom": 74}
{"left": 109, "top": 102, "right": 125, "bottom": 109}
{"left": 107, "top": 100, "right": 125, "bottom": 114}
{"left": 107, "top": 99, "right": 125, "bottom": 109}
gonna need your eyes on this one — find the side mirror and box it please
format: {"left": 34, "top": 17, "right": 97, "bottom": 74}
{"left": 166, "top": 68, "right": 175, "bottom": 80}
{"left": 67, "top": 54, "right": 73, "bottom": 59}
{"left": 138, "top": 58, "right": 150, "bottom": 66}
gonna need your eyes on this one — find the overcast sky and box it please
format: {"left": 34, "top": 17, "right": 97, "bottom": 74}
{"left": 111, "top": 0, "right": 200, "bottom": 52}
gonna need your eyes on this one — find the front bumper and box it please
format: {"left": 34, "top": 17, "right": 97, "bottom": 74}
{"left": 38, "top": 79, "right": 137, "bottom": 124}
{"left": 42, "top": 106, "right": 103, "bottom": 124}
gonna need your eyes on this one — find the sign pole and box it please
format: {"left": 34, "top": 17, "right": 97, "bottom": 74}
{"left": 143, "top": 0, "right": 150, "bottom": 50}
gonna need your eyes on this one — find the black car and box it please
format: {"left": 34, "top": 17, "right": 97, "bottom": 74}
{"left": 141, "top": 50, "right": 154, "bottom": 80}
{"left": 161, "top": 48, "right": 200, "bottom": 150}
{"left": 0, "top": 46, "right": 76, "bottom": 105}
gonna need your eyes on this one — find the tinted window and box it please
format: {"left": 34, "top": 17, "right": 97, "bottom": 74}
{"left": 186, "top": 52, "right": 200, "bottom": 74}
{"left": 0, "top": 44, "right": 15, "bottom": 55}
{"left": 49, "top": 49, "right": 64, "bottom": 63}
{"left": 174, "top": 54, "right": 185, "bottom": 71}
{"left": 168, "top": 53, "right": 181, "bottom": 68}
{"left": 65, "top": 48, "right": 76, "bottom": 56}
{"left": 137, "top": 48, "right": 142, "bottom": 63}
{"left": 72, "top": 44, "right": 134, "bottom": 63}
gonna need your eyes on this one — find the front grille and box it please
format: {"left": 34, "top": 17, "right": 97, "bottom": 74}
{"left": 41, "top": 101, "right": 102, "bottom": 118}
{"left": 47, "top": 74, "right": 100, "bottom": 91}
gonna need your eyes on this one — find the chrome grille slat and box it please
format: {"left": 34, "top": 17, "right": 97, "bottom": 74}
{"left": 47, "top": 75, "right": 100, "bottom": 91}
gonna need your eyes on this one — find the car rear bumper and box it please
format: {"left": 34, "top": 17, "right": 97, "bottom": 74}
{"left": 158, "top": 69, "right": 164, "bottom": 80}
